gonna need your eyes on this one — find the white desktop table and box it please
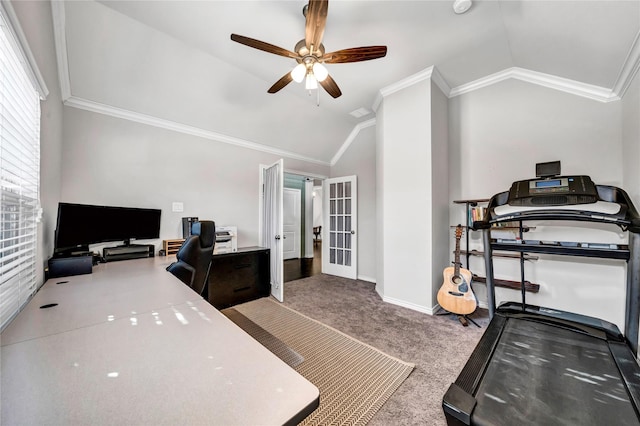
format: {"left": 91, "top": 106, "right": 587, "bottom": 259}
{"left": 1, "top": 257, "right": 319, "bottom": 425}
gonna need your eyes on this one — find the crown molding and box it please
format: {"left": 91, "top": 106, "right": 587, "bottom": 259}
{"left": 613, "top": 30, "right": 640, "bottom": 99}
{"left": 373, "top": 66, "right": 439, "bottom": 111}
{"left": 430, "top": 66, "right": 452, "bottom": 97}
{"left": 372, "top": 66, "right": 452, "bottom": 111}
{"left": 330, "top": 118, "right": 376, "bottom": 166}
{"left": 64, "top": 96, "right": 331, "bottom": 166}
{"left": 449, "top": 67, "right": 620, "bottom": 102}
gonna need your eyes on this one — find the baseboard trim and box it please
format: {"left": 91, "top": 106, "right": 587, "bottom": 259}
{"left": 382, "top": 295, "right": 436, "bottom": 315}
{"left": 383, "top": 299, "right": 488, "bottom": 316}
{"left": 357, "top": 275, "right": 376, "bottom": 284}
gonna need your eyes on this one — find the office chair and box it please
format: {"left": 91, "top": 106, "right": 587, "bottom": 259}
{"left": 166, "top": 221, "right": 216, "bottom": 296}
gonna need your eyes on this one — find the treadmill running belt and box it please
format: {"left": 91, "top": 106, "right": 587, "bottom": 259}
{"left": 473, "top": 319, "right": 639, "bottom": 425}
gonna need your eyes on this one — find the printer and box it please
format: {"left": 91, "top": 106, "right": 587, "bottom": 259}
{"left": 214, "top": 226, "right": 237, "bottom": 254}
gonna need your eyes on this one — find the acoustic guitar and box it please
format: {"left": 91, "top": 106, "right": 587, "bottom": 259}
{"left": 437, "top": 225, "right": 477, "bottom": 315}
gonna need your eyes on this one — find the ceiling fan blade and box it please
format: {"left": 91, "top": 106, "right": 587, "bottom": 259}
{"left": 319, "top": 74, "right": 342, "bottom": 98}
{"left": 305, "top": 0, "right": 328, "bottom": 53}
{"left": 231, "top": 34, "right": 300, "bottom": 59}
{"left": 323, "top": 46, "right": 388, "bottom": 64}
{"left": 268, "top": 72, "right": 294, "bottom": 94}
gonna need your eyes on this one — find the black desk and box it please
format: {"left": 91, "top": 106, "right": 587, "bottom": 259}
{"left": 208, "top": 246, "right": 270, "bottom": 309}
{"left": 443, "top": 303, "right": 640, "bottom": 425}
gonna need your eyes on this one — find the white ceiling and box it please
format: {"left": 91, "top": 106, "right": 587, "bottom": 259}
{"left": 57, "top": 1, "right": 640, "bottom": 164}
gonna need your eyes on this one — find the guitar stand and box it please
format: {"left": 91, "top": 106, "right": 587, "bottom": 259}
{"left": 436, "top": 308, "right": 481, "bottom": 328}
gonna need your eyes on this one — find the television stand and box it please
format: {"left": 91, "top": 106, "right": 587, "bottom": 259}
{"left": 103, "top": 244, "right": 154, "bottom": 262}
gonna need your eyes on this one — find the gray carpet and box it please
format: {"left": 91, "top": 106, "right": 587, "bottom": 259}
{"left": 281, "top": 273, "right": 490, "bottom": 426}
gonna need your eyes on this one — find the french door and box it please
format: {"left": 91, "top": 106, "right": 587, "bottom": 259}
{"left": 260, "top": 160, "right": 284, "bottom": 301}
{"left": 322, "top": 176, "right": 357, "bottom": 279}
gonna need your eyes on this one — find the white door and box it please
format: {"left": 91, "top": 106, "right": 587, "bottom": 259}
{"left": 283, "top": 188, "right": 301, "bottom": 260}
{"left": 322, "top": 176, "right": 357, "bottom": 279}
{"left": 260, "top": 160, "right": 284, "bottom": 302}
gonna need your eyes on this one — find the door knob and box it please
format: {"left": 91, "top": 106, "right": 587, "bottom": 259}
{"left": 275, "top": 235, "right": 281, "bottom": 240}
{"left": 350, "top": 230, "right": 355, "bottom": 235}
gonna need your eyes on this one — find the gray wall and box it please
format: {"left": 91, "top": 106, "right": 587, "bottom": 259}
{"left": 375, "top": 104, "right": 386, "bottom": 296}
{"left": 429, "top": 81, "right": 450, "bottom": 306}
{"left": 448, "top": 79, "right": 623, "bottom": 203}
{"left": 331, "top": 125, "right": 377, "bottom": 282}
{"left": 12, "top": 0, "right": 64, "bottom": 283}
{"left": 448, "top": 79, "right": 627, "bottom": 329}
{"left": 376, "top": 77, "right": 447, "bottom": 312}
{"left": 61, "top": 107, "right": 329, "bottom": 253}
{"left": 622, "top": 70, "right": 640, "bottom": 204}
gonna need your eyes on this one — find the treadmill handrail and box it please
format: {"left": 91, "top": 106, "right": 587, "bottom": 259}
{"left": 474, "top": 185, "right": 640, "bottom": 233}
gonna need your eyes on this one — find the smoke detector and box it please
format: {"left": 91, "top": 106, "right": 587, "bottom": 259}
{"left": 453, "top": 0, "right": 472, "bottom": 14}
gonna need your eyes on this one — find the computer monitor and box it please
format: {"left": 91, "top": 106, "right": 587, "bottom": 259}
{"left": 54, "top": 202, "right": 161, "bottom": 254}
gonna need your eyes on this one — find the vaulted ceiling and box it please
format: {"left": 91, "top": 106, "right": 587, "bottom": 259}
{"left": 54, "top": 1, "right": 640, "bottom": 165}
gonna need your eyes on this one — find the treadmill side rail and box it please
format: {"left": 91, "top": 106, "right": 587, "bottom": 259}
{"left": 610, "top": 341, "right": 640, "bottom": 417}
{"left": 443, "top": 383, "right": 477, "bottom": 426}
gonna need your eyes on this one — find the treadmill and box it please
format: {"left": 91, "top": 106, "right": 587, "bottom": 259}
{"left": 442, "top": 178, "right": 640, "bottom": 425}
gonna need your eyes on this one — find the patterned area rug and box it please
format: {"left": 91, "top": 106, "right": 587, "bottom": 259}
{"left": 223, "top": 297, "right": 415, "bottom": 426}
{"left": 222, "top": 307, "right": 305, "bottom": 368}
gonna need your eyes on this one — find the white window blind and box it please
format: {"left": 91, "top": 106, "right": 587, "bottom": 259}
{"left": 0, "top": 12, "right": 41, "bottom": 331}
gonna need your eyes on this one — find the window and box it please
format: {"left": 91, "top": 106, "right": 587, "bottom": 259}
{"left": 0, "top": 10, "right": 41, "bottom": 330}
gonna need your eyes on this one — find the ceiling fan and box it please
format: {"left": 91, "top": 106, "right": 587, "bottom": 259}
{"left": 230, "top": 0, "right": 387, "bottom": 99}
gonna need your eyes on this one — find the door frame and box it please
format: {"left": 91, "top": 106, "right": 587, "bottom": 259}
{"left": 260, "top": 168, "right": 328, "bottom": 288}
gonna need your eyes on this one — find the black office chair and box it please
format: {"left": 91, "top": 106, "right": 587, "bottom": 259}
{"left": 166, "top": 221, "right": 215, "bottom": 296}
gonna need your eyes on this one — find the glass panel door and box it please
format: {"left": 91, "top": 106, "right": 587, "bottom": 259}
{"left": 323, "top": 176, "right": 357, "bottom": 279}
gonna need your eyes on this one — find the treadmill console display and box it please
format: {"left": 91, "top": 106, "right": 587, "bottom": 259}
{"left": 508, "top": 175, "right": 598, "bottom": 206}
{"left": 529, "top": 178, "right": 568, "bottom": 193}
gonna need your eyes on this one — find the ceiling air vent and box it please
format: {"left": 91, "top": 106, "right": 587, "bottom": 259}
{"left": 349, "top": 107, "right": 372, "bottom": 118}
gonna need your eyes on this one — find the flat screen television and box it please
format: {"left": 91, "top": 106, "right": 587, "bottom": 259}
{"left": 54, "top": 202, "right": 161, "bottom": 254}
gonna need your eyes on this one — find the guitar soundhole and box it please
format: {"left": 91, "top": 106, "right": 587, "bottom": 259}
{"left": 452, "top": 275, "right": 469, "bottom": 293}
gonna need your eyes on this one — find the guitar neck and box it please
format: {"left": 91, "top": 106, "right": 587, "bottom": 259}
{"left": 454, "top": 234, "right": 461, "bottom": 276}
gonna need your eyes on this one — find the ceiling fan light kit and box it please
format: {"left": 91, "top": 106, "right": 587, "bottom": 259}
{"left": 305, "top": 73, "right": 318, "bottom": 90}
{"left": 291, "top": 63, "right": 307, "bottom": 83}
{"left": 230, "top": 0, "right": 387, "bottom": 99}
{"left": 312, "top": 63, "right": 329, "bottom": 82}
{"left": 453, "top": 0, "right": 473, "bottom": 14}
